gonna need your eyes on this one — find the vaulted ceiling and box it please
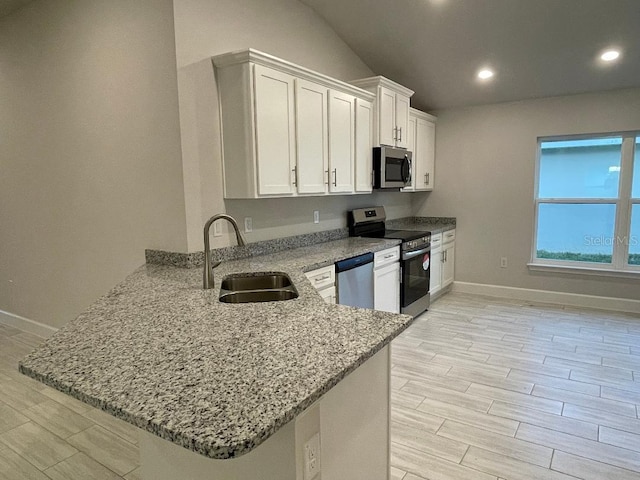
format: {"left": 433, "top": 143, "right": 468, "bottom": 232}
{"left": 301, "top": 0, "right": 640, "bottom": 111}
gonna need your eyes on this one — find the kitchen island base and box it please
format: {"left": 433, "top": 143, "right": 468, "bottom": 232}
{"left": 139, "top": 346, "right": 390, "bottom": 480}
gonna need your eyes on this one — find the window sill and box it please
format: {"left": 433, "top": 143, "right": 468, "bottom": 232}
{"left": 527, "top": 262, "right": 640, "bottom": 279}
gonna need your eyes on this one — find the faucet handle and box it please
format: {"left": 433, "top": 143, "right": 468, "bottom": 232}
{"left": 211, "top": 261, "right": 222, "bottom": 270}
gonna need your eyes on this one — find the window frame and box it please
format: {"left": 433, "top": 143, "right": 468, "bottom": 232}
{"left": 529, "top": 131, "right": 640, "bottom": 277}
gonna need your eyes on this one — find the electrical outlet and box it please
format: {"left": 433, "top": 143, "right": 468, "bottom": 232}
{"left": 303, "top": 432, "right": 321, "bottom": 480}
{"left": 213, "top": 221, "right": 222, "bottom": 237}
{"left": 500, "top": 257, "right": 508, "bottom": 268}
{"left": 244, "top": 217, "right": 253, "bottom": 233}
{"left": 313, "top": 210, "right": 320, "bottom": 224}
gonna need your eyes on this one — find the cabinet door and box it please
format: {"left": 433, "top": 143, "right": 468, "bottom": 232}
{"left": 378, "top": 86, "right": 396, "bottom": 147}
{"left": 395, "top": 94, "right": 410, "bottom": 149}
{"left": 430, "top": 248, "right": 442, "bottom": 295}
{"left": 415, "top": 117, "right": 435, "bottom": 191}
{"left": 402, "top": 115, "right": 416, "bottom": 192}
{"left": 442, "top": 243, "right": 455, "bottom": 288}
{"left": 374, "top": 262, "right": 400, "bottom": 313}
{"left": 355, "top": 98, "right": 373, "bottom": 193}
{"left": 295, "top": 79, "right": 328, "bottom": 194}
{"left": 253, "top": 65, "right": 295, "bottom": 195}
{"left": 328, "top": 90, "right": 355, "bottom": 193}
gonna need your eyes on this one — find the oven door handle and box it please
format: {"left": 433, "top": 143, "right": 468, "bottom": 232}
{"left": 402, "top": 246, "right": 431, "bottom": 261}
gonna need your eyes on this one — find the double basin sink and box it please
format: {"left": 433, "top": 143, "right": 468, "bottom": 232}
{"left": 219, "top": 272, "right": 299, "bottom": 303}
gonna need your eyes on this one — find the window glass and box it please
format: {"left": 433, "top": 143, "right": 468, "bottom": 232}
{"left": 536, "top": 203, "right": 616, "bottom": 263}
{"left": 539, "top": 138, "right": 622, "bottom": 199}
{"left": 632, "top": 137, "right": 640, "bottom": 199}
{"left": 630, "top": 205, "right": 640, "bottom": 265}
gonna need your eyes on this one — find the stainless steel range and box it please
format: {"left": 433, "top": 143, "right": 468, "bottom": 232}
{"left": 348, "top": 206, "right": 431, "bottom": 316}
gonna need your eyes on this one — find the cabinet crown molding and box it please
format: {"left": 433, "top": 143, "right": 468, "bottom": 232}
{"left": 409, "top": 107, "right": 437, "bottom": 122}
{"left": 212, "top": 48, "right": 375, "bottom": 101}
{"left": 349, "top": 76, "right": 415, "bottom": 98}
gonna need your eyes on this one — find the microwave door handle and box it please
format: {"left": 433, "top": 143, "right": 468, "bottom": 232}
{"left": 402, "top": 155, "right": 411, "bottom": 183}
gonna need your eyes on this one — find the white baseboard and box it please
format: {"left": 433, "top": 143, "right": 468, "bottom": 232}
{"left": 452, "top": 281, "right": 640, "bottom": 315}
{"left": 0, "top": 309, "right": 58, "bottom": 338}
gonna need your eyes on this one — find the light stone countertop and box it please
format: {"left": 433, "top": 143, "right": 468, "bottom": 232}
{"left": 19, "top": 237, "right": 413, "bottom": 460}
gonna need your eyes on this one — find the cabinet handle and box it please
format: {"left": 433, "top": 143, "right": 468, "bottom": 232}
{"left": 398, "top": 127, "right": 402, "bottom": 142}
{"left": 315, "top": 274, "right": 330, "bottom": 283}
{"left": 393, "top": 126, "right": 397, "bottom": 141}
{"left": 325, "top": 170, "right": 329, "bottom": 185}
{"left": 425, "top": 173, "right": 429, "bottom": 185}
{"left": 292, "top": 166, "right": 297, "bottom": 186}
{"left": 371, "top": 170, "right": 374, "bottom": 187}
{"left": 332, "top": 168, "right": 337, "bottom": 187}
{"left": 384, "top": 253, "right": 395, "bottom": 259}
{"left": 441, "top": 251, "right": 446, "bottom": 262}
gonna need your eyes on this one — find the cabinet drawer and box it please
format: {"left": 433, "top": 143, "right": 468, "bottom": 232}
{"left": 443, "top": 229, "right": 456, "bottom": 244}
{"left": 430, "top": 233, "right": 443, "bottom": 251}
{"left": 318, "top": 286, "right": 336, "bottom": 304}
{"left": 374, "top": 246, "right": 400, "bottom": 269}
{"left": 305, "top": 265, "right": 335, "bottom": 290}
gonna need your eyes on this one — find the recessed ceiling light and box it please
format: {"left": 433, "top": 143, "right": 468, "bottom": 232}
{"left": 477, "top": 69, "right": 494, "bottom": 80}
{"left": 600, "top": 49, "right": 620, "bottom": 62}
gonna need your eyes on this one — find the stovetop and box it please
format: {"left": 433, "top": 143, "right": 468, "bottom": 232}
{"left": 383, "top": 229, "right": 431, "bottom": 242}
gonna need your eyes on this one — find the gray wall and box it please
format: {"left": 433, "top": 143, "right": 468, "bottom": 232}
{"left": 0, "top": 0, "right": 187, "bottom": 328}
{"left": 417, "top": 88, "right": 640, "bottom": 301}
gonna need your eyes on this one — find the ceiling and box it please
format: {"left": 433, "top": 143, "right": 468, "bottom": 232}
{"left": 300, "top": 0, "right": 640, "bottom": 111}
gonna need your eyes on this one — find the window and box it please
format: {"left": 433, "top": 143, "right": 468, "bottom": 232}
{"left": 532, "top": 133, "right": 640, "bottom": 274}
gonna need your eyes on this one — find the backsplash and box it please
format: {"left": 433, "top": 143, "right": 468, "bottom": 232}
{"left": 146, "top": 216, "right": 455, "bottom": 268}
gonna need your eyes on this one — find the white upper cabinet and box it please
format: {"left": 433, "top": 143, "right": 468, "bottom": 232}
{"left": 350, "top": 76, "right": 413, "bottom": 149}
{"left": 403, "top": 108, "right": 437, "bottom": 192}
{"left": 354, "top": 98, "right": 373, "bottom": 193}
{"left": 213, "top": 49, "right": 374, "bottom": 199}
{"left": 328, "top": 90, "right": 355, "bottom": 193}
{"left": 295, "top": 78, "right": 328, "bottom": 194}
{"left": 254, "top": 65, "right": 296, "bottom": 196}
{"left": 412, "top": 109, "right": 437, "bottom": 191}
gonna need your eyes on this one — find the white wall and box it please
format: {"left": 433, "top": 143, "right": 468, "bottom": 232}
{"left": 417, "top": 88, "right": 640, "bottom": 301}
{"left": 0, "top": 0, "right": 186, "bottom": 328}
{"left": 172, "top": 0, "right": 414, "bottom": 251}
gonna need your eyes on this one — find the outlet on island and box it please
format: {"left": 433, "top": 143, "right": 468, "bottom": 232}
{"left": 313, "top": 210, "right": 320, "bottom": 224}
{"left": 244, "top": 217, "right": 253, "bottom": 233}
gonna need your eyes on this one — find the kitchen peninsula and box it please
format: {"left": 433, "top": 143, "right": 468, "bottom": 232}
{"left": 19, "top": 236, "right": 414, "bottom": 480}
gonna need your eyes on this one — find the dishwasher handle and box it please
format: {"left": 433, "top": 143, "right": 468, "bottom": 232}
{"left": 335, "top": 252, "right": 374, "bottom": 273}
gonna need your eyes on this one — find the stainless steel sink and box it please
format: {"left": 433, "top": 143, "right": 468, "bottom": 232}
{"left": 219, "top": 290, "right": 298, "bottom": 303}
{"left": 219, "top": 272, "right": 298, "bottom": 304}
{"left": 221, "top": 272, "right": 292, "bottom": 291}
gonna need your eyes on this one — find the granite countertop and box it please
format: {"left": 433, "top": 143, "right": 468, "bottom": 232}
{"left": 387, "top": 216, "right": 456, "bottom": 235}
{"left": 19, "top": 237, "right": 413, "bottom": 460}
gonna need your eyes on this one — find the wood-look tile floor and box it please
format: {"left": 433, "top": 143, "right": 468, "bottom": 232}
{"left": 2, "top": 292, "right": 640, "bottom": 479}
{"left": 390, "top": 293, "right": 640, "bottom": 480}
{"left": 0, "top": 324, "right": 141, "bottom": 480}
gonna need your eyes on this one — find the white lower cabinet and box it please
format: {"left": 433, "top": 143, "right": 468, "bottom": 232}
{"left": 430, "top": 230, "right": 455, "bottom": 297}
{"left": 374, "top": 246, "right": 400, "bottom": 314}
{"left": 305, "top": 265, "right": 336, "bottom": 304}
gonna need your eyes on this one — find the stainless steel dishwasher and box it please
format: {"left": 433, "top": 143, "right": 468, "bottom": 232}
{"left": 335, "top": 252, "right": 374, "bottom": 308}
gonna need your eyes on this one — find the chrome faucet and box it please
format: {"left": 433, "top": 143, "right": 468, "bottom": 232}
{"left": 203, "top": 214, "right": 246, "bottom": 289}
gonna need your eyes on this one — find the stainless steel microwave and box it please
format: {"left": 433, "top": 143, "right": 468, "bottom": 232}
{"left": 373, "top": 146, "right": 412, "bottom": 189}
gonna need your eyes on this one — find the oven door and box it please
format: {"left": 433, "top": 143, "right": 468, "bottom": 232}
{"left": 400, "top": 245, "right": 431, "bottom": 316}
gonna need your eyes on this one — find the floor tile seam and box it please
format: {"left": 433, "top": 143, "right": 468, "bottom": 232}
{"left": 597, "top": 425, "right": 640, "bottom": 454}
{"left": 0, "top": 430, "right": 61, "bottom": 474}
{"left": 515, "top": 423, "right": 640, "bottom": 472}
{"left": 77, "top": 413, "right": 140, "bottom": 448}
{"left": 534, "top": 392, "right": 638, "bottom": 417}
{"left": 0, "top": 420, "right": 79, "bottom": 471}
{"left": 462, "top": 444, "right": 574, "bottom": 477}
{"left": 20, "top": 407, "right": 96, "bottom": 440}
{"left": 549, "top": 447, "right": 640, "bottom": 478}
{"left": 67, "top": 425, "right": 140, "bottom": 476}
